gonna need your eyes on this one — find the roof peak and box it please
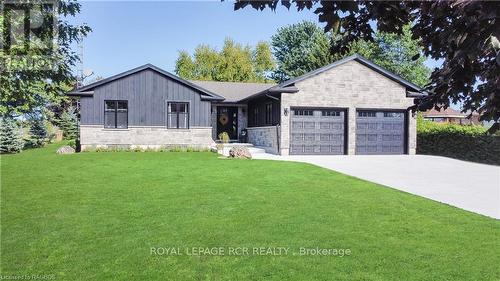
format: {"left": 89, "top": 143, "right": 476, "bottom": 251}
{"left": 278, "top": 53, "right": 423, "bottom": 92}
{"left": 69, "top": 64, "right": 225, "bottom": 101}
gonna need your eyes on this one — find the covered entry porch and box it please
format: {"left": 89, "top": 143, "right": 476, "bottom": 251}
{"left": 211, "top": 104, "right": 247, "bottom": 142}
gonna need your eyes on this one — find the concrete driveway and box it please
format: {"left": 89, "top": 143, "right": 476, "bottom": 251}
{"left": 253, "top": 154, "right": 500, "bottom": 219}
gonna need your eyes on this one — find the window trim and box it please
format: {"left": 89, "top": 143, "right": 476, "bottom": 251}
{"left": 265, "top": 103, "right": 273, "bottom": 125}
{"left": 167, "top": 101, "right": 190, "bottom": 129}
{"left": 357, "top": 111, "right": 376, "bottom": 118}
{"left": 252, "top": 107, "right": 259, "bottom": 126}
{"left": 104, "top": 100, "right": 128, "bottom": 129}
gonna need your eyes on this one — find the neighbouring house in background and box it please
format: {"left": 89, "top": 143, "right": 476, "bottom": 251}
{"left": 67, "top": 54, "right": 424, "bottom": 155}
{"left": 422, "top": 107, "right": 482, "bottom": 125}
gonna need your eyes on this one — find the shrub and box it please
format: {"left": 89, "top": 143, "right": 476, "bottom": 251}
{"left": 0, "top": 117, "right": 24, "bottom": 154}
{"left": 59, "top": 107, "right": 79, "bottom": 140}
{"left": 26, "top": 116, "right": 48, "bottom": 148}
{"left": 417, "top": 115, "right": 487, "bottom": 135}
{"left": 67, "top": 139, "right": 76, "bottom": 149}
{"left": 218, "top": 132, "right": 230, "bottom": 143}
{"left": 417, "top": 115, "right": 500, "bottom": 165}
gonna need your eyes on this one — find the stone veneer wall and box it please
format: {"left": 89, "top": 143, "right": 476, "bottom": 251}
{"left": 280, "top": 60, "right": 417, "bottom": 155}
{"left": 80, "top": 125, "right": 214, "bottom": 150}
{"left": 247, "top": 126, "right": 279, "bottom": 154}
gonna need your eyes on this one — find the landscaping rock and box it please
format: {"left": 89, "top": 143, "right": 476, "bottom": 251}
{"left": 56, "top": 146, "right": 75, "bottom": 154}
{"left": 228, "top": 146, "right": 252, "bottom": 159}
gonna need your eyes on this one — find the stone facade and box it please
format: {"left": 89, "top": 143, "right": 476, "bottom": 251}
{"left": 80, "top": 125, "right": 214, "bottom": 150}
{"left": 280, "top": 60, "right": 417, "bottom": 155}
{"left": 247, "top": 126, "right": 279, "bottom": 154}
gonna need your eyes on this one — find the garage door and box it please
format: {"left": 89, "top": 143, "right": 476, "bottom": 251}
{"left": 290, "top": 108, "right": 345, "bottom": 155}
{"left": 356, "top": 110, "right": 406, "bottom": 155}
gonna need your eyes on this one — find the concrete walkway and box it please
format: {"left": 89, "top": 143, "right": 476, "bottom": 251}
{"left": 253, "top": 153, "right": 500, "bottom": 219}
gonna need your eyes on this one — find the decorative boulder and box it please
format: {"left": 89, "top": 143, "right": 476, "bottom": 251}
{"left": 229, "top": 146, "right": 252, "bottom": 159}
{"left": 56, "top": 146, "right": 75, "bottom": 154}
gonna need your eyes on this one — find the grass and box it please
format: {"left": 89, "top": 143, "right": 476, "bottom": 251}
{"left": 1, "top": 143, "right": 499, "bottom": 280}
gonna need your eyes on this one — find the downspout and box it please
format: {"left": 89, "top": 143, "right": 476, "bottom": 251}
{"left": 276, "top": 124, "right": 280, "bottom": 154}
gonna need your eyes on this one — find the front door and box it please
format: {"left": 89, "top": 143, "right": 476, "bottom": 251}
{"left": 217, "top": 107, "right": 238, "bottom": 140}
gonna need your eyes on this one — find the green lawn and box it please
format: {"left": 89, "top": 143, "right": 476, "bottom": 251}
{"left": 1, "top": 144, "right": 499, "bottom": 280}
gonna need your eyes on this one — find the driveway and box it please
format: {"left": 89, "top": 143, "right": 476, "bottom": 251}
{"left": 253, "top": 153, "right": 500, "bottom": 219}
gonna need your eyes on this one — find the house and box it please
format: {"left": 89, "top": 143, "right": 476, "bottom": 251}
{"left": 68, "top": 54, "right": 423, "bottom": 155}
{"left": 422, "top": 107, "right": 482, "bottom": 125}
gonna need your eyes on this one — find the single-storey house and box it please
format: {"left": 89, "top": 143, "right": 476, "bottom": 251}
{"left": 422, "top": 107, "right": 482, "bottom": 125}
{"left": 68, "top": 54, "right": 423, "bottom": 155}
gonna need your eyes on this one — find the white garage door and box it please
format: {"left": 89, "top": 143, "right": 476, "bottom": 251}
{"left": 356, "top": 110, "right": 406, "bottom": 155}
{"left": 290, "top": 108, "right": 345, "bottom": 155}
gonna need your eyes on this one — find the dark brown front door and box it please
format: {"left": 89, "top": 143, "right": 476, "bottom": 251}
{"left": 217, "top": 107, "right": 238, "bottom": 140}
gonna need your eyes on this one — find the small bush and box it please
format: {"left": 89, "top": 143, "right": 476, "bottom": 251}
{"left": 80, "top": 145, "right": 210, "bottom": 153}
{"left": 218, "top": 132, "right": 230, "bottom": 143}
{"left": 417, "top": 115, "right": 500, "bottom": 165}
{"left": 67, "top": 139, "right": 76, "bottom": 149}
{"left": 0, "top": 117, "right": 24, "bottom": 154}
{"left": 26, "top": 116, "right": 48, "bottom": 148}
{"left": 59, "top": 107, "right": 79, "bottom": 140}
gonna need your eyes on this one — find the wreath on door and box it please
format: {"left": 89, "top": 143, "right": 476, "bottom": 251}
{"left": 219, "top": 114, "right": 229, "bottom": 125}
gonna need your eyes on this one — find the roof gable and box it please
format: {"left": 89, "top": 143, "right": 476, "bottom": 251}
{"left": 69, "top": 64, "right": 224, "bottom": 101}
{"left": 278, "top": 54, "right": 423, "bottom": 92}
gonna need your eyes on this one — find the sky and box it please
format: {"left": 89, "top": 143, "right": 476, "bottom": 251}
{"left": 71, "top": 1, "right": 441, "bottom": 83}
{"left": 70, "top": 1, "right": 321, "bottom": 78}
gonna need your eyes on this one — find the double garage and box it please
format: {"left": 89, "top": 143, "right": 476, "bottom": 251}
{"left": 290, "top": 107, "right": 408, "bottom": 155}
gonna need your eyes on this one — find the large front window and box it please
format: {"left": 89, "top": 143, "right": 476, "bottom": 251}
{"left": 167, "top": 102, "right": 189, "bottom": 129}
{"left": 104, "top": 100, "right": 128, "bottom": 128}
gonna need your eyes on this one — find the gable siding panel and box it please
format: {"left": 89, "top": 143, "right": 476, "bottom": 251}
{"left": 80, "top": 69, "right": 211, "bottom": 127}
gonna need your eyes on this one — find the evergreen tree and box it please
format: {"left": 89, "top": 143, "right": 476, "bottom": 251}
{"left": 27, "top": 116, "right": 48, "bottom": 148}
{"left": 59, "top": 107, "right": 79, "bottom": 140}
{"left": 0, "top": 117, "right": 24, "bottom": 154}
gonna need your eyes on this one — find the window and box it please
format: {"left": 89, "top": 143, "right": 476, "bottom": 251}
{"left": 104, "top": 100, "right": 128, "bottom": 128}
{"left": 383, "top": 112, "right": 404, "bottom": 118}
{"left": 322, "top": 110, "right": 340, "bottom": 117}
{"left": 293, "top": 109, "right": 313, "bottom": 116}
{"left": 167, "top": 102, "right": 189, "bottom": 129}
{"left": 265, "top": 103, "right": 272, "bottom": 125}
{"left": 357, "top": 111, "right": 376, "bottom": 118}
{"left": 253, "top": 107, "right": 259, "bottom": 126}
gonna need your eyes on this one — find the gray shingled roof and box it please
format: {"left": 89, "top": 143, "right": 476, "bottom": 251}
{"left": 189, "top": 80, "right": 275, "bottom": 102}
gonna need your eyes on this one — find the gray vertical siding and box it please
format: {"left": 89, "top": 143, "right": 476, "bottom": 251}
{"left": 80, "top": 69, "right": 211, "bottom": 127}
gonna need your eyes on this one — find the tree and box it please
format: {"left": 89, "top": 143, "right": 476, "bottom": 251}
{"left": 175, "top": 51, "right": 196, "bottom": 80}
{"left": 0, "top": 117, "right": 24, "bottom": 154}
{"left": 235, "top": 1, "right": 500, "bottom": 131}
{"left": 0, "top": 0, "right": 91, "bottom": 117}
{"left": 271, "top": 21, "right": 333, "bottom": 82}
{"left": 174, "top": 38, "right": 275, "bottom": 82}
{"left": 59, "top": 107, "right": 78, "bottom": 140}
{"left": 341, "top": 24, "right": 431, "bottom": 87}
{"left": 270, "top": 21, "right": 429, "bottom": 86}
{"left": 27, "top": 115, "right": 48, "bottom": 148}
{"left": 215, "top": 38, "right": 255, "bottom": 81}
{"left": 253, "top": 41, "right": 276, "bottom": 81}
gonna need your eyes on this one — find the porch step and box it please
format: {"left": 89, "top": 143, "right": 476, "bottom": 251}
{"left": 247, "top": 147, "right": 266, "bottom": 155}
{"left": 214, "top": 143, "right": 255, "bottom": 156}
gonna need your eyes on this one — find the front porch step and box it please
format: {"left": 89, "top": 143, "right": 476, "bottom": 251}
{"left": 212, "top": 143, "right": 269, "bottom": 157}
{"left": 216, "top": 143, "right": 254, "bottom": 147}
{"left": 247, "top": 147, "right": 266, "bottom": 155}
{"left": 213, "top": 143, "right": 255, "bottom": 156}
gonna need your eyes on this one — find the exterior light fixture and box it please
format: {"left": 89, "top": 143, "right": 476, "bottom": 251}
{"left": 284, "top": 108, "right": 289, "bottom": 116}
